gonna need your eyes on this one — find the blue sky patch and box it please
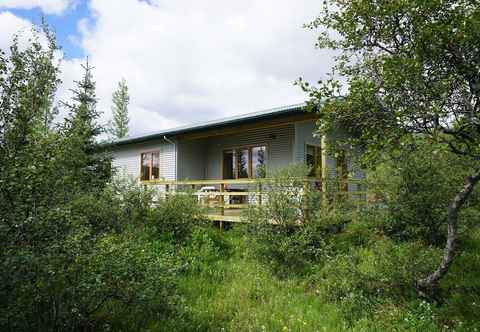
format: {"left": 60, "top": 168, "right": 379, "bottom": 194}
{"left": 3, "top": 1, "right": 91, "bottom": 59}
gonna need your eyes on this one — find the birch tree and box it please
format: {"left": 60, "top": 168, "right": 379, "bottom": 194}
{"left": 299, "top": 0, "right": 480, "bottom": 299}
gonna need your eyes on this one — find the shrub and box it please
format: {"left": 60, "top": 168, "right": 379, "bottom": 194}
{"left": 0, "top": 180, "right": 180, "bottom": 331}
{"left": 147, "top": 192, "right": 208, "bottom": 242}
{"left": 110, "top": 176, "right": 156, "bottom": 225}
{"left": 179, "top": 226, "right": 231, "bottom": 277}
{"left": 244, "top": 165, "right": 343, "bottom": 275}
{"left": 309, "top": 233, "right": 440, "bottom": 325}
{"left": 367, "top": 142, "right": 480, "bottom": 245}
{"left": 81, "top": 231, "right": 179, "bottom": 331}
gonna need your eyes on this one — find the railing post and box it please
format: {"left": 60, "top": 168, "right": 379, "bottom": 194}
{"left": 219, "top": 183, "right": 225, "bottom": 229}
{"left": 303, "top": 179, "right": 310, "bottom": 223}
{"left": 321, "top": 134, "right": 329, "bottom": 209}
{"left": 256, "top": 181, "right": 262, "bottom": 206}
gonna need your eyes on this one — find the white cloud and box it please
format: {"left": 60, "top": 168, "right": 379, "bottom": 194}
{"left": 70, "top": 0, "right": 334, "bottom": 136}
{"left": 0, "top": 11, "right": 33, "bottom": 50}
{"left": 1, "top": 1, "right": 335, "bottom": 137}
{"left": 0, "top": 0, "right": 71, "bottom": 15}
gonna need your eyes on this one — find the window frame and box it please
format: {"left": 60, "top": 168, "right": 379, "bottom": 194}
{"left": 221, "top": 144, "right": 267, "bottom": 179}
{"left": 140, "top": 150, "right": 160, "bottom": 181}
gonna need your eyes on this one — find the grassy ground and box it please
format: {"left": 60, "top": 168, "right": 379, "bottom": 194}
{"left": 151, "top": 225, "right": 480, "bottom": 332}
{"left": 156, "top": 229, "right": 346, "bottom": 332}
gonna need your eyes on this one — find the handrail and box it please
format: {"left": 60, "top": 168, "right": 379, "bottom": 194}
{"left": 144, "top": 176, "right": 369, "bottom": 224}
{"left": 141, "top": 177, "right": 365, "bottom": 186}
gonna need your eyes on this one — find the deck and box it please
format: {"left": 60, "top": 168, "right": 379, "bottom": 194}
{"left": 142, "top": 178, "right": 367, "bottom": 224}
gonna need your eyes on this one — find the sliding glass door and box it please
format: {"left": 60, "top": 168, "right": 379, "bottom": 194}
{"left": 222, "top": 146, "right": 266, "bottom": 179}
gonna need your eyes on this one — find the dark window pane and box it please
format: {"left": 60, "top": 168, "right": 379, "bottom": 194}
{"left": 141, "top": 153, "right": 150, "bottom": 181}
{"left": 306, "top": 145, "right": 316, "bottom": 177}
{"left": 237, "top": 148, "right": 249, "bottom": 178}
{"left": 252, "top": 146, "right": 266, "bottom": 178}
{"left": 223, "top": 150, "right": 235, "bottom": 179}
{"left": 151, "top": 152, "right": 159, "bottom": 179}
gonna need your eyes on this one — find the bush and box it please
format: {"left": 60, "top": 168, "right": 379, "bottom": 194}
{"left": 308, "top": 232, "right": 440, "bottom": 325}
{"left": 0, "top": 180, "right": 181, "bottom": 331}
{"left": 179, "top": 226, "right": 231, "bottom": 277}
{"left": 81, "top": 231, "right": 179, "bottom": 331}
{"left": 244, "top": 165, "right": 344, "bottom": 275}
{"left": 147, "top": 192, "right": 208, "bottom": 242}
{"left": 367, "top": 142, "right": 480, "bottom": 245}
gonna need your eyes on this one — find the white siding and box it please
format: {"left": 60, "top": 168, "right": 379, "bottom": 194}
{"left": 294, "top": 121, "right": 365, "bottom": 191}
{"left": 204, "top": 124, "right": 295, "bottom": 179}
{"left": 112, "top": 139, "right": 176, "bottom": 181}
{"left": 177, "top": 139, "right": 207, "bottom": 180}
{"left": 111, "top": 120, "right": 365, "bottom": 190}
{"left": 294, "top": 121, "right": 336, "bottom": 178}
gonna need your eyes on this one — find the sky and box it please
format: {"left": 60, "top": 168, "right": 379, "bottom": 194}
{"left": 0, "top": 0, "right": 335, "bottom": 136}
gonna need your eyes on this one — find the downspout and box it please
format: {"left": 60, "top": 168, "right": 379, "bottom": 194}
{"left": 163, "top": 135, "right": 177, "bottom": 180}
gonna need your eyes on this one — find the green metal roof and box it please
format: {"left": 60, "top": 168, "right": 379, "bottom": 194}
{"left": 110, "top": 102, "right": 307, "bottom": 146}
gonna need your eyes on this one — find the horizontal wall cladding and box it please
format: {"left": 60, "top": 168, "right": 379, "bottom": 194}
{"left": 111, "top": 138, "right": 176, "bottom": 182}
{"left": 177, "top": 139, "right": 207, "bottom": 180}
{"left": 294, "top": 121, "right": 336, "bottom": 179}
{"left": 294, "top": 121, "right": 365, "bottom": 192}
{"left": 203, "top": 124, "right": 295, "bottom": 179}
{"left": 294, "top": 121, "right": 320, "bottom": 163}
{"left": 111, "top": 118, "right": 365, "bottom": 195}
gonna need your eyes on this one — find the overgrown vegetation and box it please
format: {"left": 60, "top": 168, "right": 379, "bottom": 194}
{"left": 1, "top": 5, "right": 480, "bottom": 331}
{"left": 298, "top": 0, "right": 480, "bottom": 298}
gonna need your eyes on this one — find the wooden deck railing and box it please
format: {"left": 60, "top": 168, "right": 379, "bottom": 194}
{"left": 142, "top": 178, "right": 368, "bottom": 223}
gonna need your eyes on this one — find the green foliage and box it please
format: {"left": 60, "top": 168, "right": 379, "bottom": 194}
{"left": 0, "top": 28, "right": 177, "bottom": 331}
{"left": 179, "top": 226, "right": 231, "bottom": 276}
{"left": 147, "top": 192, "right": 208, "bottom": 242}
{"left": 109, "top": 78, "right": 130, "bottom": 139}
{"left": 300, "top": 0, "right": 480, "bottom": 161}
{"left": 246, "top": 165, "right": 315, "bottom": 226}
{"left": 299, "top": 0, "right": 480, "bottom": 294}
{"left": 62, "top": 59, "right": 112, "bottom": 191}
{"left": 157, "top": 227, "right": 480, "bottom": 331}
{"left": 366, "top": 142, "right": 480, "bottom": 245}
{"left": 0, "top": 177, "right": 181, "bottom": 331}
{"left": 245, "top": 165, "right": 340, "bottom": 275}
{"left": 158, "top": 229, "right": 346, "bottom": 332}
{"left": 82, "top": 231, "right": 179, "bottom": 331}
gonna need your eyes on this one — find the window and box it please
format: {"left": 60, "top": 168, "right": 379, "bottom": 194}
{"left": 252, "top": 146, "right": 266, "bottom": 178}
{"left": 306, "top": 144, "right": 321, "bottom": 178}
{"left": 140, "top": 151, "right": 160, "bottom": 181}
{"left": 223, "top": 145, "right": 267, "bottom": 179}
{"left": 237, "top": 148, "right": 249, "bottom": 178}
{"left": 222, "top": 150, "right": 236, "bottom": 179}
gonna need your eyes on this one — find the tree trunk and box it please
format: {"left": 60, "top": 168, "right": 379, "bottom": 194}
{"left": 416, "top": 168, "right": 480, "bottom": 300}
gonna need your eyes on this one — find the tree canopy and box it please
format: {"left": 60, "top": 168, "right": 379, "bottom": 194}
{"left": 110, "top": 78, "right": 130, "bottom": 139}
{"left": 299, "top": 0, "right": 480, "bottom": 298}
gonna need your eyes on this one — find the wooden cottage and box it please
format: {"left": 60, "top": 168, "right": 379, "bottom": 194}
{"left": 109, "top": 103, "right": 364, "bottom": 222}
